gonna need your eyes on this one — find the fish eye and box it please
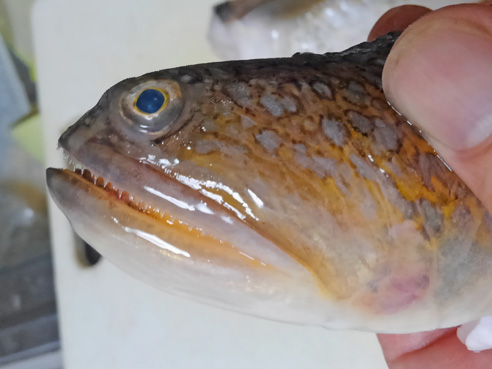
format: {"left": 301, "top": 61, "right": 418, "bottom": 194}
{"left": 135, "top": 88, "right": 167, "bottom": 115}
{"left": 113, "top": 79, "right": 185, "bottom": 137}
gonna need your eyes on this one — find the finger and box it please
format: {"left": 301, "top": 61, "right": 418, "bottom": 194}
{"left": 378, "top": 329, "right": 492, "bottom": 369}
{"left": 377, "top": 328, "right": 455, "bottom": 363}
{"left": 382, "top": 4, "right": 492, "bottom": 212}
{"left": 368, "top": 5, "right": 431, "bottom": 41}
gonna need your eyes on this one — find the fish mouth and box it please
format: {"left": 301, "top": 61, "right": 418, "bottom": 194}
{"left": 50, "top": 163, "right": 179, "bottom": 224}
{"left": 47, "top": 147, "right": 273, "bottom": 253}
{"left": 60, "top": 167, "right": 141, "bottom": 211}
{"left": 46, "top": 150, "right": 260, "bottom": 263}
{"left": 46, "top": 149, "right": 331, "bottom": 326}
{"left": 46, "top": 165, "right": 224, "bottom": 262}
{"left": 46, "top": 161, "right": 243, "bottom": 260}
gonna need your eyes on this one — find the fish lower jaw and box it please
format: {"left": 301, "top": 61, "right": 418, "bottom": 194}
{"left": 47, "top": 167, "right": 336, "bottom": 327}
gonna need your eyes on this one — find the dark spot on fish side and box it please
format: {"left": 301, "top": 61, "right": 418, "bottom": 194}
{"left": 348, "top": 111, "right": 373, "bottom": 135}
{"left": 321, "top": 117, "right": 346, "bottom": 146}
{"left": 344, "top": 81, "right": 368, "bottom": 105}
{"left": 419, "top": 199, "right": 444, "bottom": 238}
{"left": 311, "top": 81, "right": 333, "bottom": 100}
{"left": 256, "top": 130, "right": 282, "bottom": 154}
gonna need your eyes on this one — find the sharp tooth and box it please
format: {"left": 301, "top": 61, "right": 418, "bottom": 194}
{"left": 96, "top": 177, "right": 105, "bottom": 187}
{"left": 82, "top": 169, "right": 93, "bottom": 181}
{"left": 64, "top": 150, "right": 86, "bottom": 172}
{"left": 62, "top": 152, "right": 175, "bottom": 224}
{"left": 121, "top": 191, "right": 131, "bottom": 203}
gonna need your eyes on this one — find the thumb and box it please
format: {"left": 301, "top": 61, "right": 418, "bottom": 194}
{"left": 383, "top": 4, "right": 492, "bottom": 211}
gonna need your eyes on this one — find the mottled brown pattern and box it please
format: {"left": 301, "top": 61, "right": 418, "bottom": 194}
{"left": 55, "top": 33, "right": 492, "bottom": 318}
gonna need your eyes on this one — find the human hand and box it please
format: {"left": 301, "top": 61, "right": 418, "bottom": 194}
{"left": 369, "top": 3, "right": 492, "bottom": 368}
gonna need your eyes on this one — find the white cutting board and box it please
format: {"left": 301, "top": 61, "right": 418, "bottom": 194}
{"left": 33, "top": 0, "right": 388, "bottom": 368}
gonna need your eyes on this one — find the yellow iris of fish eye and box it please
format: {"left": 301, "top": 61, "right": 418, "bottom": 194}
{"left": 133, "top": 87, "right": 169, "bottom": 116}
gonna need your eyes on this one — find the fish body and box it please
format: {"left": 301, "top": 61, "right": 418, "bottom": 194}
{"left": 47, "top": 33, "right": 492, "bottom": 333}
{"left": 208, "top": 0, "right": 473, "bottom": 59}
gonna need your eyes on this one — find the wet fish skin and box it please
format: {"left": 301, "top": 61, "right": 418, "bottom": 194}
{"left": 47, "top": 33, "right": 492, "bottom": 332}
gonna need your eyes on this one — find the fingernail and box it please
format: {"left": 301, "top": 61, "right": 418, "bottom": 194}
{"left": 457, "top": 317, "right": 492, "bottom": 352}
{"left": 383, "top": 17, "right": 492, "bottom": 151}
{"left": 368, "top": 5, "right": 431, "bottom": 41}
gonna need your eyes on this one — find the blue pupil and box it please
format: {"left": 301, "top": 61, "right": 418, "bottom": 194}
{"left": 136, "top": 89, "right": 165, "bottom": 114}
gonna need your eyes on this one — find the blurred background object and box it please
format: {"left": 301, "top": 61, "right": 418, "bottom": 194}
{"left": 208, "top": 0, "right": 473, "bottom": 60}
{"left": 0, "top": 0, "right": 60, "bottom": 367}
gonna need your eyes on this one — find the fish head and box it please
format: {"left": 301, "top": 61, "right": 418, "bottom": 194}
{"left": 46, "top": 62, "right": 342, "bottom": 326}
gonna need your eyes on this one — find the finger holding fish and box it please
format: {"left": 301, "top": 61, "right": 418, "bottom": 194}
{"left": 367, "top": 2, "right": 492, "bottom": 363}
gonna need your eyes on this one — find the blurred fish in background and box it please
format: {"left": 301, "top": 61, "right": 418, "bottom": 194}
{"left": 208, "top": 0, "right": 473, "bottom": 60}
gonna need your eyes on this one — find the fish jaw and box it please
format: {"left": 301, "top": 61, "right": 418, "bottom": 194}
{"left": 46, "top": 166, "right": 338, "bottom": 326}
{"left": 46, "top": 166, "right": 489, "bottom": 333}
